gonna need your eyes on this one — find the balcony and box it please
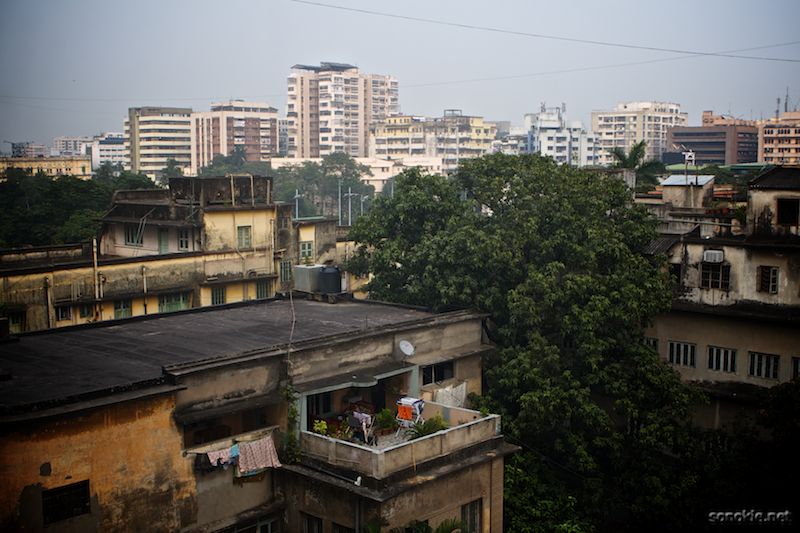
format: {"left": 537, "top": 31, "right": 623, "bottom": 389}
{"left": 300, "top": 402, "right": 500, "bottom": 479}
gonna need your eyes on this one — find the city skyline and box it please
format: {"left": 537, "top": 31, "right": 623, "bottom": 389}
{"left": 1, "top": 0, "right": 799, "bottom": 145}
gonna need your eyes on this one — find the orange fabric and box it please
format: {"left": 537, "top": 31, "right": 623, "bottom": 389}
{"left": 397, "top": 404, "right": 413, "bottom": 420}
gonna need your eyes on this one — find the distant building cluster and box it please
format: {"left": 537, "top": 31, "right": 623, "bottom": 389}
{"left": 3, "top": 60, "right": 799, "bottom": 185}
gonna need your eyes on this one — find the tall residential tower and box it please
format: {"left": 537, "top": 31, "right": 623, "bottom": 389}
{"left": 286, "top": 62, "right": 399, "bottom": 158}
{"left": 124, "top": 107, "right": 192, "bottom": 180}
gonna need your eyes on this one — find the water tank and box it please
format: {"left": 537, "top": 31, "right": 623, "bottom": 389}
{"left": 319, "top": 265, "right": 341, "bottom": 295}
{"left": 293, "top": 265, "right": 323, "bottom": 293}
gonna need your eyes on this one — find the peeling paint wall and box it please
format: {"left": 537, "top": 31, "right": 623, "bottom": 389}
{"left": 748, "top": 189, "right": 800, "bottom": 237}
{"left": 670, "top": 242, "right": 800, "bottom": 307}
{"left": 0, "top": 394, "right": 197, "bottom": 532}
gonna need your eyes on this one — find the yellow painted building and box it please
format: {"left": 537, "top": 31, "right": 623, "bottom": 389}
{"left": 1, "top": 175, "right": 341, "bottom": 333}
{"left": 0, "top": 155, "right": 92, "bottom": 180}
{"left": 370, "top": 110, "right": 496, "bottom": 171}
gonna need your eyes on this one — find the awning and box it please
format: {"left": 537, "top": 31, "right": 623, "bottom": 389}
{"left": 294, "top": 360, "right": 412, "bottom": 394}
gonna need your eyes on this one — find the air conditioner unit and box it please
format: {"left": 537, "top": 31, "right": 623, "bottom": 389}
{"left": 703, "top": 250, "right": 724, "bottom": 263}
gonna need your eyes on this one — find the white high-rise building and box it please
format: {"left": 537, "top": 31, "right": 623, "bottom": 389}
{"left": 286, "top": 62, "right": 399, "bottom": 158}
{"left": 525, "top": 105, "right": 600, "bottom": 167}
{"left": 124, "top": 107, "right": 192, "bottom": 179}
{"left": 591, "top": 101, "right": 687, "bottom": 165}
{"left": 89, "top": 132, "right": 125, "bottom": 170}
{"left": 189, "top": 100, "right": 278, "bottom": 175}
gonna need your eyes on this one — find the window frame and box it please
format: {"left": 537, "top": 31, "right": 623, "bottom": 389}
{"left": 299, "top": 240, "right": 313, "bottom": 260}
{"left": 749, "top": 351, "right": 779, "bottom": 379}
{"left": 55, "top": 305, "right": 72, "bottom": 322}
{"left": 758, "top": 265, "right": 779, "bottom": 294}
{"left": 280, "top": 259, "right": 293, "bottom": 283}
{"left": 79, "top": 304, "right": 93, "bottom": 318}
{"left": 700, "top": 262, "right": 731, "bottom": 291}
{"left": 178, "top": 228, "right": 190, "bottom": 250}
{"left": 422, "top": 360, "right": 455, "bottom": 385}
{"left": 256, "top": 279, "right": 269, "bottom": 299}
{"left": 461, "top": 498, "right": 482, "bottom": 533}
{"left": 124, "top": 224, "right": 143, "bottom": 247}
{"left": 211, "top": 286, "right": 226, "bottom": 306}
{"left": 302, "top": 513, "right": 323, "bottom": 533}
{"left": 158, "top": 292, "right": 189, "bottom": 313}
{"left": 707, "top": 346, "right": 736, "bottom": 373}
{"left": 41, "top": 480, "right": 91, "bottom": 526}
{"left": 237, "top": 225, "right": 252, "bottom": 249}
{"left": 114, "top": 299, "right": 132, "bottom": 319}
{"left": 776, "top": 198, "right": 800, "bottom": 226}
{"left": 668, "top": 341, "right": 696, "bottom": 367}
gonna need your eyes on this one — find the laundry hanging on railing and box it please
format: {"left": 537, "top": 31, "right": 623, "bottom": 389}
{"left": 237, "top": 435, "right": 282, "bottom": 475}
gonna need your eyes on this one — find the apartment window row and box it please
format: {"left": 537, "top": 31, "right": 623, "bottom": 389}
{"left": 667, "top": 341, "right": 791, "bottom": 380}
{"left": 697, "top": 261, "right": 784, "bottom": 294}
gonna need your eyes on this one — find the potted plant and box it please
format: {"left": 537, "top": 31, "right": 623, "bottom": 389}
{"left": 407, "top": 415, "right": 448, "bottom": 440}
{"left": 312, "top": 419, "right": 328, "bottom": 436}
{"left": 373, "top": 408, "right": 399, "bottom": 436}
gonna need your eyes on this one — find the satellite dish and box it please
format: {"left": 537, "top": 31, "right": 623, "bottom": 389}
{"left": 399, "top": 340, "right": 415, "bottom": 357}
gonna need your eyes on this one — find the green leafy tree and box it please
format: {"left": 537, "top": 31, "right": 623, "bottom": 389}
{"left": 610, "top": 140, "right": 665, "bottom": 191}
{"left": 348, "top": 154, "right": 699, "bottom": 530}
{"left": 271, "top": 153, "right": 374, "bottom": 220}
{"left": 0, "top": 168, "right": 158, "bottom": 247}
{"left": 198, "top": 146, "right": 270, "bottom": 177}
{"left": 160, "top": 158, "right": 183, "bottom": 184}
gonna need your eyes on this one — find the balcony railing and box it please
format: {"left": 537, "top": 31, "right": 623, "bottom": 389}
{"left": 300, "top": 402, "right": 500, "bottom": 479}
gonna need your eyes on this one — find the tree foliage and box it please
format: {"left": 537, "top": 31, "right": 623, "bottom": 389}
{"left": 0, "top": 167, "right": 157, "bottom": 247}
{"left": 198, "top": 146, "right": 270, "bottom": 177}
{"left": 270, "top": 153, "right": 374, "bottom": 220}
{"left": 610, "top": 140, "right": 665, "bottom": 191}
{"left": 348, "top": 154, "right": 706, "bottom": 530}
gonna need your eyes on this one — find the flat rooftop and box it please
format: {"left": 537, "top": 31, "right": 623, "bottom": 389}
{"left": 0, "top": 299, "right": 433, "bottom": 414}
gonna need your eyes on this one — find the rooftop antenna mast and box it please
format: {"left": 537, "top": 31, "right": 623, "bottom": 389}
{"left": 785, "top": 87, "right": 790, "bottom": 113}
{"left": 775, "top": 97, "right": 780, "bottom": 119}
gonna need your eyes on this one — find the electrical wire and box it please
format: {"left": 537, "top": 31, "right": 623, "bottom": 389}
{"left": 291, "top": 0, "right": 800, "bottom": 63}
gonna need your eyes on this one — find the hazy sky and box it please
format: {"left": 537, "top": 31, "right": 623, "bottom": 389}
{"left": 1, "top": 0, "right": 799, "bottom": 145}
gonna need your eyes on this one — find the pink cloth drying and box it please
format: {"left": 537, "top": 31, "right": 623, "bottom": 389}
{"left": 238, "top": 435, "right": 282, "bottom": 474}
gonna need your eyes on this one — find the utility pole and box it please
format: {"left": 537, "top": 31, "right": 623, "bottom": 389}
{"left": 338, "top": 179, "right": 342, "bottom": 225}
{"left": 293, "top": 189, "right": 303, "bottom": 220}
{"left": 348, "top": 187, "right": 352, "bottom": 225}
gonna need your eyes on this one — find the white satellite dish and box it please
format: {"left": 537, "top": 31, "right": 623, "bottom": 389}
{"left": 399, "top": 340, "right": 415, "bottom": 357}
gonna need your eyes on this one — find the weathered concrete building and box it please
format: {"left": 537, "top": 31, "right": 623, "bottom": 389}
{"left": 0, "top": 299, "right": 515, "bottom": 531}
{"left": 0, "top": 175, "right": 339, "bottom": 333}
{"left": 643, "top": 166, "right": 800, "bottom": 428}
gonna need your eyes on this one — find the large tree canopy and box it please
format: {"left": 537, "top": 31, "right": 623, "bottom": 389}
{"left": 348, "top": 154, "right": 703, "bottom": 531}
{"left": 0, "top": 167, "right": 156, "bottom": 247}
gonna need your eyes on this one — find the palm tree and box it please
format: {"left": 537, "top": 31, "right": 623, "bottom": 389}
{"left": 610, "top": 140, "right": 665, "bottom": 191}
